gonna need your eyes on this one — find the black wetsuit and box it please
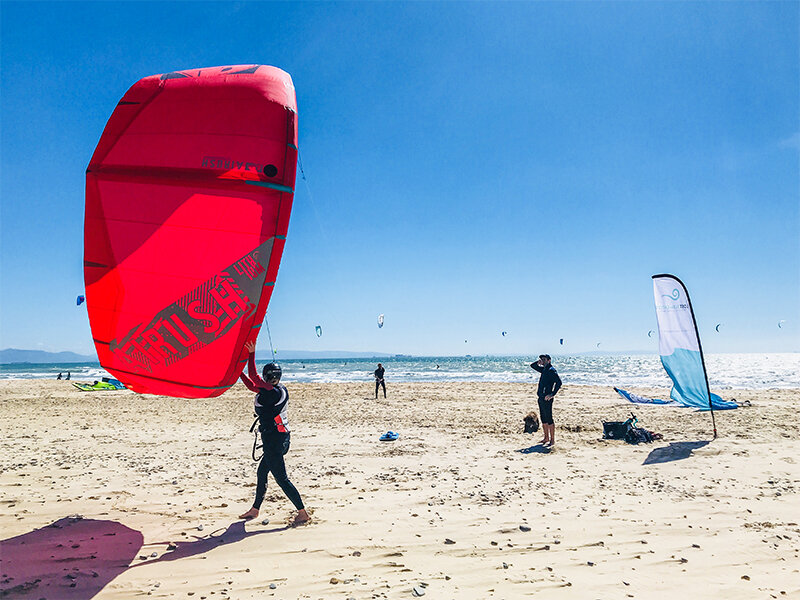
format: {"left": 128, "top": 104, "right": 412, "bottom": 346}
{"left": 253, "top": 384, "right": 304, "bottom": 511}
{"left": 530, "top": 362, "right": 562, "bottom": 425}
{"left": 374, "top": 366, "right": 386, "bottom": 398}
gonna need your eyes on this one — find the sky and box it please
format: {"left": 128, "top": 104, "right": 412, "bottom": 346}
{"left": 1, "top": 1, "right": 798, "bottom": 357}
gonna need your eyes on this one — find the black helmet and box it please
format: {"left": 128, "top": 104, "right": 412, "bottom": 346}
{"left": 262, "top": 362, "right": 282, "bottom": 382}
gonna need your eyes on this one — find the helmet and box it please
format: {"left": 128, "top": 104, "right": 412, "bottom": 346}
{"left": 262, "top": 362, "right": 282, "bottom": 382}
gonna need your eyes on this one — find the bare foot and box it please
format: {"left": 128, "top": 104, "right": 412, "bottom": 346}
{"left": 293, "top": 509, "right": 311, "bottom": 526}
{"left": 239, "top": 507, "right": 259, "bottom": 521}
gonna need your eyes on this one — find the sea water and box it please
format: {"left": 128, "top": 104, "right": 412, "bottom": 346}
{"left": 1, "top": 353, "right": 798, "bottom": 390}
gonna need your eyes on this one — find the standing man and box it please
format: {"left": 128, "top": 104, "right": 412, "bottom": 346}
{"left": 374, "top": 363, "right": 386, "bottom": 399}
{"left": 530, "top": 354, "right": 562, "bottom": 447}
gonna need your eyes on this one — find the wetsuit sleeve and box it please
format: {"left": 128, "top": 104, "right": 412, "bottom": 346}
{"left": 531, "top": 362, "right": 544, "bottom": 373}
{"left": 552, "top": 371, "right": 562, "bottom": 396}
{"left": 239, "top": 373, "right": 258, "bottom": 392}
{"left": 248, "top": 352, "right": 268, "bottom": 388}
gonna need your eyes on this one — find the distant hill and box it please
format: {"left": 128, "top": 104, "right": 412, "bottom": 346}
{"left": 254, "top": 350, "right": 392, "bottom": 360}
{"left": 0, "top": 348, "right": 97, "bottom": 364}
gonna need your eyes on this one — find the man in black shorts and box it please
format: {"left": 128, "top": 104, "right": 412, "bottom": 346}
{"left": 530, "top": 354, "right": 562, "bottom": 447}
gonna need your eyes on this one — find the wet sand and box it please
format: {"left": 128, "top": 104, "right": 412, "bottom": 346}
{"left": 1, "top": 380, "right": 798, "bottom": 599}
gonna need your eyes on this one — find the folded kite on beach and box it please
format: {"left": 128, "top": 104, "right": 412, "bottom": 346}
{"left": 613, "top": 386, "right": 736, "bottom": 410}
{"left": 613, "top": 387, "right": 678, "bottom": 406}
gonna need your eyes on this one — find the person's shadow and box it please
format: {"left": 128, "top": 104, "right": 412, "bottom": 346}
{"left": 0, "top": 516, "right": 284, "bottom": 599}
{"left": 132, "top": 520, "right": 288, "bottom": 567}
{"left": 643, "top": 440, "right": 710, "bottom": 465}
{"left": 517, "top": 444, "right": 552, "bottom": 454}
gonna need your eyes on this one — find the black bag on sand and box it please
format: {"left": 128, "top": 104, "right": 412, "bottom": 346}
{"left": 624, "top": 427, "right": 654, "bottom": 444}
{"left": 524, "top": 412, "right": 540, "bottom": 434}
{"left": 603, "top": 421, "right": 629, "bottom": 440}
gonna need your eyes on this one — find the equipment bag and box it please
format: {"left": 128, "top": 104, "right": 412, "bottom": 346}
{"left": 603, "top": 421, "right": 629, "bottom": 439}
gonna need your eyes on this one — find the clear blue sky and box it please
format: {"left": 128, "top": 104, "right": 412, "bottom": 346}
{"left": 1, "top": 1, "right": 798, "bottom": 357}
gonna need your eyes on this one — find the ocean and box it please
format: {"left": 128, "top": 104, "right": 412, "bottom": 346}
{"left": 1, "top": 353, "right": 798, "bottom": 390}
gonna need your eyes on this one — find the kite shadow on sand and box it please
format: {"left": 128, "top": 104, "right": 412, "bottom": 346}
{"left": 643, "top": 440, "right": 711, "bottom": 465}
{"left": 0, "top": 516, "right": 284, "bottom": 599}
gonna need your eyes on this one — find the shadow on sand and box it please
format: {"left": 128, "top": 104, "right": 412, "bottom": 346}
{"left": 643, "top": 440, "right": 711, "bottom": 465}
{"left": 0, "top": 516, "right": 142, "bottom": 599}
{"left": 132, "top": 520, "right": 287, "bottom": 567}
{"left": 517, "top": 444, "right": 552, "bottom": 454}
{"left": 0, "top": 517, "right": 284, "bottom": 599}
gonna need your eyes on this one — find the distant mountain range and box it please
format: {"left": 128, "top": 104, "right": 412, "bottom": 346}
{"left": 0, "top": 349, "right": 98, "bottom": 364}
{"left": 255, "top": 350, "right": 393, "bottom": 360}
{"left": 0, "top": 348, "right": 392, "bottom": 364}
{"left": 0, "top": 347, "right": 660, "bottom": 365}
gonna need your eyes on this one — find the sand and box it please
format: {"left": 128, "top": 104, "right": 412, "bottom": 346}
{"left": 1, "top": 379, "right": 798, "bottom": 599}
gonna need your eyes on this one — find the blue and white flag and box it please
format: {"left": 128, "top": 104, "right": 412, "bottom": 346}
{"left": 652, "top": 275, "right": 737, "bottom": 411}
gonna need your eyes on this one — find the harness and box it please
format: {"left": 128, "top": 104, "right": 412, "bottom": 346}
{"left": 249, "top": 415, "right": 262, "bottom": 462}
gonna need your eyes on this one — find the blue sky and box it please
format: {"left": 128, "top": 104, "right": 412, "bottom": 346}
{"left": 1, "top": 1, "right": 798, "bottom": 357}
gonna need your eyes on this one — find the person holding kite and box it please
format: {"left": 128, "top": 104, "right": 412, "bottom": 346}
{"left": 530, "top": 354, "right": 562, "bottom": 447}
{"left": 238, "top": 341, "right": 310, "bottom": 526}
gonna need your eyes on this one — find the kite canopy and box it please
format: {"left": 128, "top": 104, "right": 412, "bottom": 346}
{"left": 377, "top": 314, "right": 384, "bottom": 328}
{"left": 76, "top": 295, "right": 85, "bottom": 306}
{"left": 84, "top": 65, "right": 298, "bottom": 398}
{"left": 315, "top": 325, "right": 322, "bottom": 337}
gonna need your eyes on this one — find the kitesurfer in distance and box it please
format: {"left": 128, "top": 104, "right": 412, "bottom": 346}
{"left": 530, "top": 354, "right": 562, "bottom": 448}
{"left": 238, "top": 341, "right": 310, "bottom": 526}
{"left": 374, "top": 363, "right": 386, "bottom": 399}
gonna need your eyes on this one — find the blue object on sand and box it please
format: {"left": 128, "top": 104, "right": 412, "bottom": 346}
{"left": 380, "top": 431, "right": 399, "bottom": 441}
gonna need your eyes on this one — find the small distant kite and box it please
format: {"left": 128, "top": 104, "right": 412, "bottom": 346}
{"left": 596, "top": 342, "right": 601, "bottom": 348}
{"left": 315, "top": 325, "right": 322, "bottom": 337}
{"left": 501, "top": 331, "right": 507, "bottom": 337}
{"left": 76, "top": 295, "right": 85, "bottom": 306}
{"left": 647, "top": 330, "right": 654, "bottom": 338}
{"left": 778, "top": 320, "right": 786, "bottom": 329}
{"left": 377, "top": 314, "right": 385, "bottom": 328}
{"left": 559, "top": 338, "right": 564, "bottom": 345}
{"left": 715, "top": 323, "right": 722, "bottom": 333}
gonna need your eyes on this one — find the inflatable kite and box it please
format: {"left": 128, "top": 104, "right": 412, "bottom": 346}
{"left": 84, "top": 65, "right": 298, "bottom": 398}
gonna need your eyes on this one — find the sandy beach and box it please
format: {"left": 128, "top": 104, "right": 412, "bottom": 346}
{"left": 1, "top": 379, "right": 798, "bottom": 599}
